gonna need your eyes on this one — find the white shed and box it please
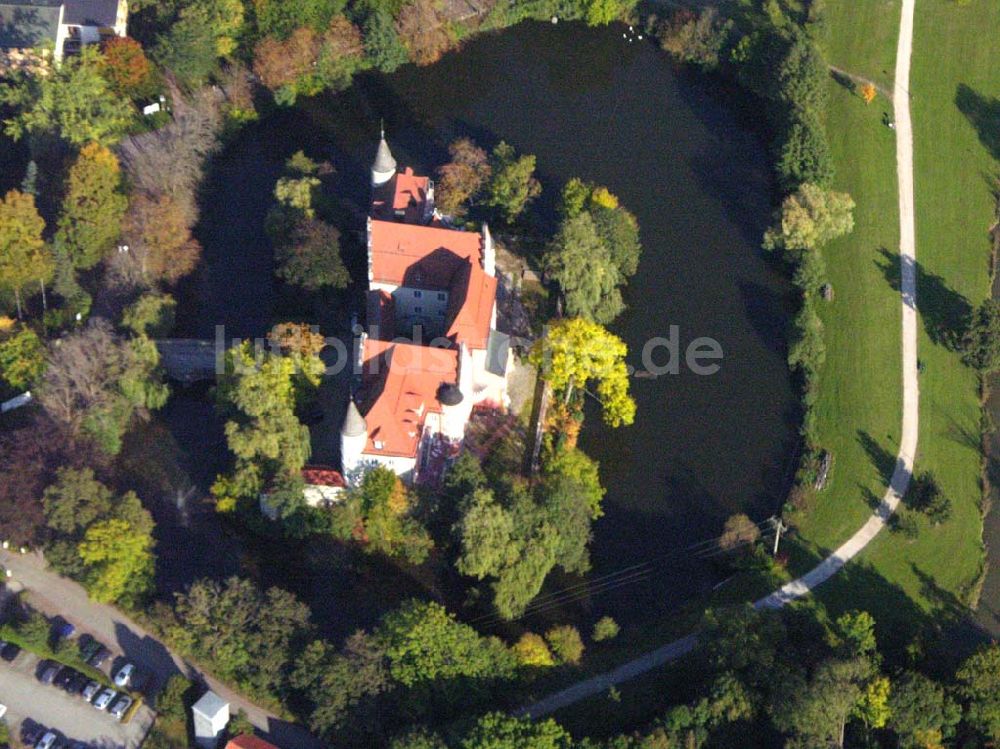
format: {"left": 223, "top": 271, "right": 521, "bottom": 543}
{"left": 192, "top": 690, "right": 230, "bottom": 749}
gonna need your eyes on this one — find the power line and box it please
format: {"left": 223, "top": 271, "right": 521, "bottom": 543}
{"left": 468, "top": 517, "right": 775, "bottom": 625}
{"left": 471, "top": 522, "right": 777, "bottom": 628}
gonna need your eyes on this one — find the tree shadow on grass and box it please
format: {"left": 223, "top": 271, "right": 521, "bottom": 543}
{"left": 875, "top": 247, "right": 971, "bottom": 351}
{"left": 956, "top": 84, "right": 1000, "bottom": 162}
{"left": 857, "top": 430, "right": 898, "bottom": 484}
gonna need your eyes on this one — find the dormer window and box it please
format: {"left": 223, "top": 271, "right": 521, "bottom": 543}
{"left": 374, "top": 440, "right": 384, "bottom": 450}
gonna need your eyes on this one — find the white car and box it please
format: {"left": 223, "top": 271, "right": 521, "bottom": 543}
{"left": 110, "top": 694, "right": 133, "bottom": 721}
{"left": 82, "top": 680, "right": 101, "bottom": 701}
{"left": 0, "top": 703, "right": 6, "bottom": 719}
{"left": 36, "top": 732, "right": 58, "bottom": 749}
{"left": 113, "top": 663, "right": 134, "bottom": 688}
{"left": 93, "top": 688, "right": 117, "bottom": 711}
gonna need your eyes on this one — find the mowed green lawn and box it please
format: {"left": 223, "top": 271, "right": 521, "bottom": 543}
{"left": 791, "top": 0, "right": 999, "bottom": 638}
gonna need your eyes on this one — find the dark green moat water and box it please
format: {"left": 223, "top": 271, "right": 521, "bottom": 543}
{"left": 157, "top": 20, "right": 797, "bottom": 630}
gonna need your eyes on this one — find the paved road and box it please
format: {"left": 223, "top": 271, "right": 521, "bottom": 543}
{"left": 0, "top": 649, "right": 154, "bottom": 749}
{"left": 0, "top": 551, "right": 325, "bottom": 749}
{"left": 516, "top": 0, "right": 920, "bottom": 717}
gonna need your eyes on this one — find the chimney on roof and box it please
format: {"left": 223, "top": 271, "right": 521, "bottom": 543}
{"left": 481, "top": 223, "right": 495, "bottom": 277}
{"left": 371, "top": 125, "right": 397, "bottom": 187}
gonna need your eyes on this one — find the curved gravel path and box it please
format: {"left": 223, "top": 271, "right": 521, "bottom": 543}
{"left": 517, "top": 0, "right": 919, "bottom": 717}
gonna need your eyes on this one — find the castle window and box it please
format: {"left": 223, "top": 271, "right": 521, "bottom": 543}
{"left": 413, "top": 290, "right": 422, "bottom": 298}
{"left": 437, "top": 292, "right": 446, "bottom": 301}
{"left": 415, "top": 306, "right": 423, "bottom": 314}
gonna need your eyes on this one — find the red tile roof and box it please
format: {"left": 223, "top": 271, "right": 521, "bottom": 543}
{"left": 301, "top": 466, "right": 346, "bottom": 488}
{"left": 369, "top": 219, "right": 494, "bottom": 349}
{"left": 359, "top": 338, "right": 458, "bottom": 458}
{"left": 225, "top": 737, "right": 279, "bottom": 749}
{"left": 369, "top": 219, "right": 483, "bottom": 290}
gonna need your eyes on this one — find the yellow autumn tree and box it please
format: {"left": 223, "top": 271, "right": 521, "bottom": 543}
{"left": 513, "top": 632, "right": 555, "bottom": 667}
{"left": 530, "top": 317, "right": 636, "bottom": 427}
{"left": 861, "top": 82, "right": 877, "bottom": 104}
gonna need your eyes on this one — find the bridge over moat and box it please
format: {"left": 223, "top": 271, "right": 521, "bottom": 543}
{"left": 154, "top": 339, "right": 221, "bottom": 382}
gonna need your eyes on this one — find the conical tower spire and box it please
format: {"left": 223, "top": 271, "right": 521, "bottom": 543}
{"left": 371, "top": 123, "right": 397, "bottom": 187}
{"left": 341, "top": 398, "right": 367, "bottom": 437}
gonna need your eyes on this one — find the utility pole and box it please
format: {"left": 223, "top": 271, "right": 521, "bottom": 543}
{"left": 770, "top": 516, "right": 788, "bottom": 556}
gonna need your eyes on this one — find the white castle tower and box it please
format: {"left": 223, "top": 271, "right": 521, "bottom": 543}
{"left": 340, "top": 399, "right": 368, "bottom": 480}
{"left": 371, "top": 127, "right": 397, "bottom": 187}
{"left": 481, "top": 222, "right": 495, "bottom": 277}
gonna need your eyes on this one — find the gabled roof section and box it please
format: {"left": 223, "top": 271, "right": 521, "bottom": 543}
{"left": 63, "top": 0, "right": 118, "bottom": 26}
{"left": 0, "top": 1, "right": 61, "bottom": 48}
{"left": 369, "top": 219, "right": 483, "bottom": 289}
{"left": 302, "top": 465, "right": 347, "bottom": 488}
{"left": 444, "top": 261, "right": 497, "bottom": 350}
{"left": 358, "top": 338, "right": 458, "bottom": 458}
{"left": 225, "top": 736, "right": 280, "bottom": 749}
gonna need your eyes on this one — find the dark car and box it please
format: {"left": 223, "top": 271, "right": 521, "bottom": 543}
{"left": 64, "top": 671, "right": 89, "bottom": 694}
{"left": 88, "top": 647, "right": 111, "bottom": 668}
{"left": 53, "top": 666, "right": 78, "bottom": 690}
{"left": 39, "top": 662, "right": 60, "bottom": 685}
{"left": 77, "top": 634, "right": 100, "bottom": 661}
{"left": 0, "top": 640, "right": 21, "bottom": 662}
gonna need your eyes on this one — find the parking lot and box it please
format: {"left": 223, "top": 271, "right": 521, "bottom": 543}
{"left": 0, "top": 648, "right": 155, "bottom": 748}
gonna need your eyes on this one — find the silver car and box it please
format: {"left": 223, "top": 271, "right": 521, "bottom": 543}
{"left": 36, "top": 732, "right": 58, "bottom": 749}
{"left": 92, "top": 688, "right": 117, "bottom": 711}
{"left": 82, "top": 680, "right": 101, "bottom": 702}
{"left": 109, "top": 694, "right": 133, "bottom": 721}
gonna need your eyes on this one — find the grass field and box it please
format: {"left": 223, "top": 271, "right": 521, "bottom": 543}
{"left": 788, "top": 0, "right": 999, "bottom": 648}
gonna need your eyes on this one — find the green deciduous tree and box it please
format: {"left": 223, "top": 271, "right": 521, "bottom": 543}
{"left": 763, "top": 183, "right": 855, "bottom": 255}
{"left": 459, "top": 713, "right": 572, "bottom": 749}
{"left": 0, "top": 47, "right": 135, "bottom": 146}
{"left": 171, "top": 576, "right": 312, "bottom": 694}
{"left": 545, "top": 625, "right": 584, "bottom": 665}
{"left": 0, "top": 326, "right": 46, "bottom": 390}
{"left": 484, "top": 141, "right": 540, "bottom": 223}
{"left": 123, "top": 293, "right": 177, "bottom": 338}
{"left": 584, "top": 0, "right": 637, "bottom": 26}
{"left": 376, "top": 599, "right": 516, "bottom": 688}
{"left": 217, "top": 341, "right": 319, "bottom": 486}
{"left": 56, "top": 143, "right": 128, "bottom": 270}
{"left": 153, "top": 5, "right": 220, "bottom": 88}
{"left": 530, "top": 317, "right": 635, "bottom": 427}
{"left": 43, "top": 467, "right": 114, "bottom": 536}
{"left": 78, "top": 515, "right": 155, "bottom": 605}
{"left": 274, "top": 218, "right": 350, "bottom": 291}
{"left": 955, "top": 642, "right": 1000, "bottom": 741}
{"left": 363, "top": 10, "right": 409, "bottom": 72}
{"left": 0, "top": 190, "right": 52, "bottom": 319}
{"left": 776, "top": 112, "right": 834, "bottom": 191}
{"left": 964, "top": 299, "right": 1000, "bottom": 372}
{"left": 888, "top": 670, "right": 960, "bottom": 749}
{"left": 544, "top": 212, "right": 623, "bottom": 324}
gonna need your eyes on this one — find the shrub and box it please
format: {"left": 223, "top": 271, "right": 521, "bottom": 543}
{"left": 657, "top": 8, "right": 732, "bottom": 69}
{"left": 513, "top": 632, "right": 555, "bottom": 667}
{"left": 545, "top": 625, "right": 584, "bottom": 665}
{"left": 592, "top": 616, "right": 620, "bottom": 642}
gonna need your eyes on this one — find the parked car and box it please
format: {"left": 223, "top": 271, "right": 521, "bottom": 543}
{"left": 36, "top": 731, "right": 58, "bottom": 749}
{"left": 52, "top": 618, "right": 75, "bottom": 641}
{"left": 92, "top": 688, "right": 116, "bottom": 711}
{"left": 109, "top": 694, "right": 133, "bottom": 721}
{"left": 65, "top": 671, "right": 89, "bottom": 694}
{"left": 88, "top": 647, "right": 111, "bottom": 668}
{"left": 77, "top": 634, "right": 100, "bottom": 661}
{"left": 0, "top": 640, "right": 19, "bottom": 662}
{"left": 53, "top": 666, "right": 78, "bottom": 690}
{"left": 82, "top": 680, "right": 101, "bottom": 702}
{"left": 39, "top": 662, "right": 60, "bottom": 684}
{"left": 113, "top": 663, "right": 134, "bottom": 688}
{"left": 0, "top": 703, "right": 6, "bottom": 719}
